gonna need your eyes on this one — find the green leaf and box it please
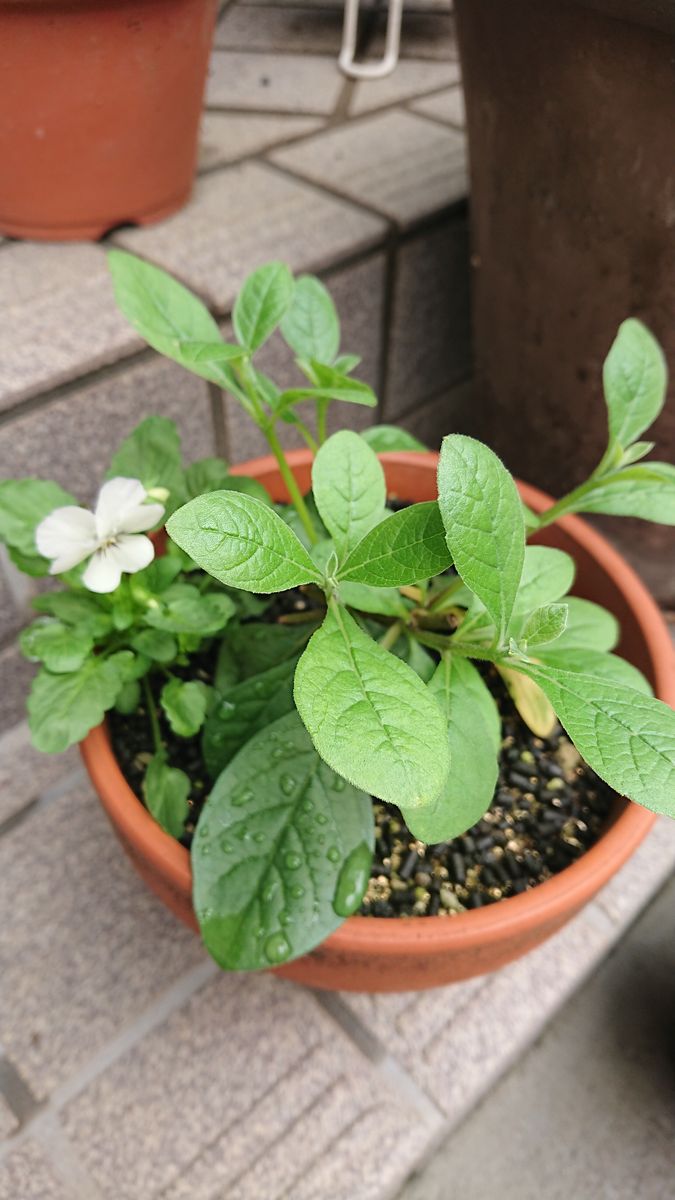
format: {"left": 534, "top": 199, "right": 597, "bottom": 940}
{"left": 144, "top": 584, "right": 235, "bottom": 636}
{"left": 20, "top": 620, "right": 94, "bottom": 674}
{"left": 571, "top": 463, "right": 675, "bottom": 523}
{"left": 174, "top": 340, "right": 245, "bottom": 379}
{"left": 497, "top": 664, "right": 557, "bottom": 738}
{"left": 131, "top": 628, "right": 178, "bottom": 663}
{"left": 521, "top": 603, "right": 568, "bottom": 648}
{"left": 27, "top": 658, "right": 126, "bottom": 753}
{"left": 514, "top": 546, "right": 576, "bottom": 612}
{"left": 312, "top": 431, "right": 386, "bottom": 559}
{"left": 143, "top": 751, "right": 190, "bottom": 838}
{"left": 618, "top": 440, "right": 655, "bottom": 466}
{"left": 32, "top": 591, "right": 112, "bottom": 638}
{"left": 603, "top": 318, "right": 667, "bottom": 449}
{"left": 513, "top": 661, "right": 675, "bottom": 817}
{"left": 184, "top": 457, "right": 231, "bottom": 498}
{"left": 107, "top": 416, "right": 186, "bottom": 515}
{"left": 167, "top": 491, "right": 322, "bottom": 593}
{"left": 339, "top": 581, "right": 409, "bottom": 618}
{"left": 115, "top": 679, "right": 141, "bottom": 715}
{"left": 438, "top": 435, "right": 525, "bottom": 645}
{"left": 333, "top": 353, "right": 361, "bottom": 374}
{"left": 212, "top": 474, "right": 274, "bottom": 507}
{"left": 202, "top": 657, "right": 297, "bottom": 777}
{"left": 550, "top": 596, "right": 619, "bottom": 652}
{"left": 233, "top": 262, "right": 295, "bottom": 352}
{"left": 277, "top": 366, "right": 377, "bottom": 412}
{"left": 339, "top": 502, "right": 452, "bottom": 587}
{"left": 361, "top": 425, "right": 428, "bottom": 453}
{"left": 108, "top": 649, "right": 150, "bottom": 683}
{"left": 192, "top": 711, "right": 373, "bottom": 970}
{"left": 160, "top": 678, "right": 211, "bottom": 737}
{"left": 279, "top": 274, "right": 340, "bottom": 362}
{"left": 391, "top": 634, "right": 436, "bottom": 683}
{"left": 228, "top": 621, "right": 315, "bottom": 679}
{"left": 404, "top": 656, "right": 500, "bottom": 842}
{"left": 536, "top": 647, "right": 652, "bottom": 696}
{"left": 0, "top": 479, "right": 76, "bottom": 572}
{"left": 130, "top": 556, "right": 183, "bottom": 598}
{"left": 277, "top": 495, "right": 328, "bottom": 550}
{"left": 294, "top": 603, "right": 450, "bottom": 808}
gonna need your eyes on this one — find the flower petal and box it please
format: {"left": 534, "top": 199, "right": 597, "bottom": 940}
{"left": 35, "top": 506, "right": 98, "bottom": 573}
{"left": 82, "top": 548, "right": 124, "bottom": 593}
{"left": 108, "top": 534, "right": 155, "bottom": 574}
{"left": 95, "top": 477, "right": 163, "bottom": 538}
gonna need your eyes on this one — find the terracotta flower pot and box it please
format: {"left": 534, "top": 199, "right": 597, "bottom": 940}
{"left": 80, "top": 450, "right": 675, "bottom": 992}
{"left": 0, "top": 0, "right": 217, "bottom": 241}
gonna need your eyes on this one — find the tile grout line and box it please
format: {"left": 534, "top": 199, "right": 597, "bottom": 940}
{"left": 0, "top": 765, "right": 87, "bottom": 841}
{"left": 33, "top": 1112, "right": 107, "bottom": 1200}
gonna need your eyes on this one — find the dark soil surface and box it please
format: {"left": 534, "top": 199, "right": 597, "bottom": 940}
{"left": 109, "top": 632, "right": 615, "bottom": 918}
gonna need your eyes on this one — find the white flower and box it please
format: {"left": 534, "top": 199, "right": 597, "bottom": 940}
{"left": 36, "top": 477, "right": 165, "bottom": 593}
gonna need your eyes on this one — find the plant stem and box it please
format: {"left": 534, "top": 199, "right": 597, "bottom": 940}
{"left": 316, "top": 399, "right": 329, "bottom": 446}
{"left": 264, "top": 423, "right": 319, "bottom": 545}
{"left": 143, "top": 675, "right": 163, "bottom": 753}
{"left": 428, "top": 576, "right": 465, "bottom": 613}
{"left": 379, "top": 620, "right": 403, "bottom": 651}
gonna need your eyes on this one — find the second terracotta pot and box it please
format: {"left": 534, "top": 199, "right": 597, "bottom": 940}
{"left": 80, "top": 451, "right": 674, "bottom": 991}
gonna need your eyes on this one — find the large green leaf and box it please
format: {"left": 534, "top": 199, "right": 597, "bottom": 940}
{"left": 19, "top": 620, "right": 94, "bottom": 674}
{"left": 143, "top": 752, "right": 191, "bottom": 839}
{"left": 514, "top": 546, "right": 576, "bottom": 613}
{"left": 438, "top": 435, "right": 525, "bottom": 645}
{"left": 167, "top": 492, "right": 323, "bottom": 593}
{"left": 27, "top": 657, "right": 126, "bottom": 753}
{"left": 32, "top": 591, "right": 112, "bottom": 638}
{"left": 144, "top": 584, "right": 235, "bottom": 636}
{"left": 131, "top": 628, "right": 178, "bottom": 663}
{"left": 192, "top": 711, "right": 374, "bottom": 970}
{"left": 513, "top": 661, "right": 675, "bottom": 817}
{"left": 0, "top": 479, "right": 76, "bottom": 574}
{"left": 603, "top": 318, "right": 667, "bottom": 449}
{"left": 107, "top": 416, "right": 186, "bottom": 514}
{"left": 294, "top": 603, "right": 449, "bottom": 808}
{"left": 339, "top": 581, "right": 409, "bottom": 618}
{"left": 202, "top": 657, "right": 297, "bottom": 778}
{"left": 228, "top": 621, "right": 316, "bottom": 679}
{"left": 572, "top": 463, "right": 675, "bottom": 523}
{"left": 536, "top": 647, "right": 652, "bottom": 696}
{"left": 311, "top": 431, "right": 386, "bottom": 559}
{"left": 233, "top": 262, "right": 295, "bottom": 352}
{"left": 361, "top": 425, "right": 428, "bottom": 453}
{"left": 338, "top": 501, "right": 452, "bottom": 587}
{"left": 279, "top": 274, "right": 340, "bottom": 362}
{"left": 404, "top": 655, "right": 500, "bottom": 842}
{"left": 160, "top": 678, "right": 211, "bottom": 737}
{"left": 550, "top": 596, "right": 619, "bottom": 652}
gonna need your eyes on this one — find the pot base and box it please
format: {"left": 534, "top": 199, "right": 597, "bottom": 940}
{"left": 0, "top": 186, "right": 192, "bottom": 242}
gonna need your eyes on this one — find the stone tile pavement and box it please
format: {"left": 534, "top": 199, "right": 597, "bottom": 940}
{"left": 1, "top": 725, "right": 674, "bottom": 1198}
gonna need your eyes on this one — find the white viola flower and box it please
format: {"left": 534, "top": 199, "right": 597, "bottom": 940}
{"left": 36, "top": 477, "right": 165, "bottom": 594}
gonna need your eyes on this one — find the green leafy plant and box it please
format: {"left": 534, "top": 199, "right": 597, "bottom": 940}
{"left": 2, "top": 252, "right": 674, "bottom": 977}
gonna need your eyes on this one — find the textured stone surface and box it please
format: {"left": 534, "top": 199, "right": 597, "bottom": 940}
{"left": 411, "top": 85, "right": 465, "bottom": 126}
{"left": 0, "top": 243, "right": 138, "bottom": 412}
{"left": 199, "top": 111, "right": 322, "bottom": 170}
{"left": 215, "top": 4, "right": 346, "bottom": 53}
{"left": 0, "top": 645, "right": 33, "bottom": 738}
{"left": 594, "top": 815, "right": 675, "bottom": 926}
{"left": 0, "top": 721, "right": 79, "bottom": 828}
{"left": 0, "top": 1096, "right": 18, "bottom": 1141}
{"left": 349, "top": 60, "right": 460, "bottom": 116}
{"left": 385, "top": 221, "right": 472, "bottom": 418}
{"left": 0, "top": 355, "right": 215, "bottom": 505}
{"left": 396, "top": 380, "right": 475, "bottom": 449}
{"left": 0, "top": 1141, "right": 70, "bottom": 1200}
{"left": 207, "top": 50, "right": 344, "bottom": 114}
{"left": 116, "top": 163, "right": 387, "bottom": 313}
{"left": 63, "top": 974, "right": 441, "bottom": 1200}
{"left": 0, "top": 783, "right": 205, "bottom": 1099}
{"left": 272, "top": 111, "right": 467, "bottom": 226}
{"left": 0, "top": 566, "right": 19, "bottom": 646}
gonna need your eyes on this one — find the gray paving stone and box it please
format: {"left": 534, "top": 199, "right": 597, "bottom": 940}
{"left": 115, "top": 162, "right": 387, "bottom": 314}
{"left": 219, "top": 253, "right": 385, "bottom": 461}
{"left": 0, "top": 355, "right": 215, "bottom": 506}
{"left": 370, "top": 10, "right": 459, "bottom": 60}
{"left": 594, "top": 815, "right": 675, "bottom": 926}
{"left": 385, "top": 221, "right": 471, "bottom": 418}
{"left": 0, "top": 243, "right": 139, "bottom": 413}
{"left": 0, "top": 783, "right": 205, "bottom": 1099}
{"left": 63, "top": 974, "right": 442, "bottom": 1200}
{"left": 349, "top": 60, "right": 460, "bottom": 116}
{"left": 0, "top": 721, "right": 79, "bottom": 828}
{"left": 0, "top": 1096, "right": 18, "bottom": 1141}
{"left": 395, "top": 380, "right": 475, "bottom": 450}
{"left": 0, "top": 1140, "right": 70, "bottom": 1200}
{"left": 0, "top": 566, "right": 19, "bottom": 646}
{"left": 207, "top": 50, "right": 344, "bottom": 114}
{"left": 0, "top": 645, "right": 33, "bottom": 737}
{"left": 410, "top": 84, "right": 465, "bottom": 127}
{"left": 198, "top": 111, "right": 323, "bottom": 170}
{"left": 215, "top": 4, "right": 345, "bottom": 54}
{"left": 272, "top": 110, "right": 467, "bottom": 227}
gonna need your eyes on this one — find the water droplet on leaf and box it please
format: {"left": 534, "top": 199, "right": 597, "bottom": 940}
{"left": 327, "top": 846, "right": 340, "bottom": 864}
{"left": 332, "top": 842, "right": 372, "bottom": 917}
{"left": 232, "top": 788, "right": 253, "bottom": 808}
{"left": 290, "top": 884, "right": 305, "bottom": 899}
{"left": 284, "top": 852, "right": 302, "bottom": 870}
{"left": 332, "top": 776, "right": 346, "bottom": 793}
{"left": 280, "top": 774, "right": 296, "bottom": 796}
{"left": 219, "top": 835, "right": 233, "bottom": 853}
{"left": 264, "top": 932, "right": 292, "bottom": 964}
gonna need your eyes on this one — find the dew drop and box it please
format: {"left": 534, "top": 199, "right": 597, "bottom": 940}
{"left": 326, "top": 846, "right": 340, "bottom": 864}
{"left": 290, "top": 884, "right": 305, "bottom": 899}
{"left": 253, "top": 831, "right": 265, "bottom": 844}
{"left": 197, "top": 822, "right": 210, "bottom": 838}
{"left": 279, "top": 910, "right": 292, "bottom": 926}
{"left": 332, "top": 842, "right": 372, "bottom": 917}
{"left": 254, "top": 681, "right": 265, "bottom": 694}
{"left": 264, "top": 932, "right": 292, "bottom": 964}
{"left": 283, "top": 742, "right": 297, "bottom": 753}
{"left": 272, "top": 746, "right": 285, "bottom": 760}
{"left": 280, "top": 774, "right": 296, "bottom": 796}
{"left": 262, "top": 883, "right": 277, "bottom": 904}
{"left": 332, "top": 775, "right": 346, "bottom": 793}
{"left": 300, "top": 798, "right": 314, "bottom": 814}
{"left": 219, "top": 835, "right": 234, "bottom": 854}
{"left": 232, "top": 788, "right": 254, "bottom": 808}
{"left": 315, "top": 813, "right": 328, "bottom": 825}
{"left": 284, "top": 852, "right": 302, "bottom": 870}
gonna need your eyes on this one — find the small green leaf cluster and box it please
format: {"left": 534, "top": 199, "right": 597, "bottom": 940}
{"left": 4, "top": 253, "right": 674, "bottom": 979}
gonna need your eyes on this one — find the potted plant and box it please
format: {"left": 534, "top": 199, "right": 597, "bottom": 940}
{"left": 0, "top": 0, "right": 217, "bottom": 240}
{"left": 2, "top": 254, "right": 674, "bottom": 993}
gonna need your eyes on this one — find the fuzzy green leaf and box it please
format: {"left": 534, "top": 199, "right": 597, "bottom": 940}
{"left": 160, "top": 678, "right": 211, "bottom": 737}
{"left": 144, "top": 584, "right": 236, "bottom": 636}
{"left": 603, "top": 318, "right": 667, "bottom": 449}
{"left": 513, "top": 661, "right": 675, "bottom": 817}
{"left": 294, "top": 603, "right": 449, "bottom": 808}
{"left": 514, "top": 546, "right": 576, "bottom": 612}
{"left": 311, "top": 430, "right": 386, "bottom": 559}
{"left": 280, "top": 274, "right": 340, "bottom": 362}
{"left": 27, "top": 658, "right": 126, "bottom": 753}
{"left": 438, "top": 435, "right": 525, "bottom": 645}
{"left": 131, "top": 628, "right": 178, "bottom": 663}
{"left": 571, "top": 463, "right": 675, "bottom": 523}
{"left": 338, "top": 501, "right": 452, "bottom": 587}
{"left": 115, "top": 680, "right": 141, "bottom": 715}
{"left": 32, "top": 591, "right": 112, "bottom": 638}
{"left": 277, "top": 369, "right": 377, "bottom": 412}
{"left": 404, "top": 656, "right": 500, "bottom": 842}
{"left": 233, "top": 262, "right": 295, "bottom": 351}
{"left": 20, "top": 620, "right": 94, "bottom": 674}
{"left": 107, "top": 416, "right": 186, "bottom": 514}
{"left": 228, "top": 621, "right": 316, "bottom": 679}
{"left": 143, "top": 752, "right": 190, "bottom": 838}
{"left": 550, "top": 596, "right": 619, "bottom": 652}
{"left": 0, "top": 479, "right": 76, "bottom": 573}
{"left": 536, "top": 647, "right": 652, "bottom": 696}
{"left": 192, "top": 711, "right": 373, "bottom": 970}
{"left": 202, "top": 657, "right": 297, "bottom": 777}
{"left": 167, "top": 492, "right": 322, "bottom": 594}
{"left": 521, "top": 603, "right": 568, "bottom": 648}
{"left": 361, "top": 425, "right": 428, "bottom": 453}
{"left": 339, "top": 581, "right": 409, "bottom": 618}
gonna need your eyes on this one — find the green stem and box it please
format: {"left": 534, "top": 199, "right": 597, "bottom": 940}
{"left": 143, "top": 675, "right": 163, "bottom": 753}
{"left": 428, "top": 576, "right": 465, "bottom": 613}
{"left": 316, "top": 399, "right": 329, "bottom": 446}
{"left": 292, "top": 416, "right": 319, "bottom": 454}
{"left": 379, "top": 620, "right": 404, "bottom": 651}
{"left": 533, "top": 481, "right": 596, "bottom": 530}
{"left": 264, "top": 423, "right": 319, "bottom": 545}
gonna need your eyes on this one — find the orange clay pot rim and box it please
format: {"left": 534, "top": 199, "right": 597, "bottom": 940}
{"left": 81, "top": 449, "right": 674, "bottom": 955}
